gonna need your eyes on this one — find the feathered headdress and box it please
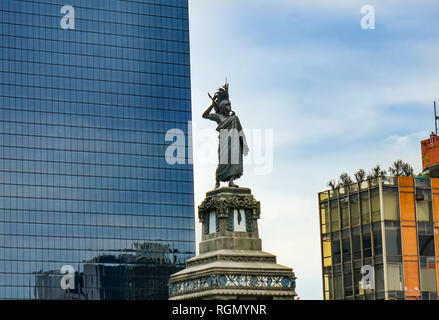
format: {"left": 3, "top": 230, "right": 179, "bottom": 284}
{"left": 210, "top": 82, "right": 230, "bottom": 113}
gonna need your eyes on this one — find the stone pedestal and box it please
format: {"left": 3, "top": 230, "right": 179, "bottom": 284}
{"left": 168, "top": 187, "right": 297, "bottom": 300}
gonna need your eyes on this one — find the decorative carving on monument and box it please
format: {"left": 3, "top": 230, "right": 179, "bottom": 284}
{"left": 227, "top": 210, "right": 234, "bottom": 231}
{"left": 216, "top": 213, "right": 220, "bottom": 233}
{"left": 245, "top": 209, "right": 254, "bottom": 232}
{"left": 198, "top": 194, "right": 261, "bottom": 221}
{"left": 169, "top": 274, "right": 296, "bottom": 298}
{"left": 218, "top": 255, "right": 276, "bottom": 263}
{"left": 204, "top": 212, "right": 210, "bottom": 235}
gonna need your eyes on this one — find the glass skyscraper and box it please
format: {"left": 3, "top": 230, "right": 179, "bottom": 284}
{"left": 0, "top": 0, "right": 194, "bottom": 299}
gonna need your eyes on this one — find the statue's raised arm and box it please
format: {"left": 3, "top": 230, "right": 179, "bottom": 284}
{"left": 202, "top": 94, "right": 219, "bottom": 123}
{"left": 202, "top": 82, "right": 249, "bottom": 189}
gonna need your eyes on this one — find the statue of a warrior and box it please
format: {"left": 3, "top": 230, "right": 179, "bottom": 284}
{"left": 202, "top": 82, "right": 249, "bottom": 189}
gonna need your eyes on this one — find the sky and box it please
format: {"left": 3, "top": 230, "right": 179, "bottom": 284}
{"left": 187, "top": 0, "right": 439, "bottom": 299}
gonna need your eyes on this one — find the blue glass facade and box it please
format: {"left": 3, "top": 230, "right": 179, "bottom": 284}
{"left": 0, "top": 0, "right": 195, "bottom": 299}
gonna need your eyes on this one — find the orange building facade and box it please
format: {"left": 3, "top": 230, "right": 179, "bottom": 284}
{"left": 421, "top": 132, "right": 439, "bottom": 171}
{"left": 319, "top": 176, "right": 438, "bottom": 300}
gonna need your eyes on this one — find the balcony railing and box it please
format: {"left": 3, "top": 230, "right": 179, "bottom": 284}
{"left": 319, "top": 176, "right": 401, "bottom": 200}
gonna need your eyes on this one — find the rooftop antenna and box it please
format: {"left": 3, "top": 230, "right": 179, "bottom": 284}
{"left": 435, "top": 101, "right": 439, "bottom": 135}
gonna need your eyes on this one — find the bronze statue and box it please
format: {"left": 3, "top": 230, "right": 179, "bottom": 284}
{"left": 202, "top": 82, "right": 249, "bottom": 189}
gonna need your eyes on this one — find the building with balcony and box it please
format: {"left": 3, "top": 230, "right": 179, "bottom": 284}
{"left": 318, "top": 176, "right": 438, "bottom": 300}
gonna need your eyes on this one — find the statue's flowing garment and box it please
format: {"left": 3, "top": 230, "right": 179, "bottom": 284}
{"left": 215, "top": 115, "right": 249, "bottom": 182}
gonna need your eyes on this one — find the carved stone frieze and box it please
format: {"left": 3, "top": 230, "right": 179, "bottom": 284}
{"left": 169, "top": 274, "right": 297, "bottom": 298}
{"left": 198, "top": 192, "right": 260, "bottom": 222}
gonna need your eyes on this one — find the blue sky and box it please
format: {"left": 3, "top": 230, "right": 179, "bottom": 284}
{"left": 188, "top": 0, "right": 439, "bottom": 299}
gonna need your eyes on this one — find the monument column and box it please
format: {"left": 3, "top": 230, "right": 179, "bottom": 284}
{"left": 168, "top": 82, "right": 297, "bottom": 300}
{"left": 168, "top": 187, "right": 297, "bottom": 300}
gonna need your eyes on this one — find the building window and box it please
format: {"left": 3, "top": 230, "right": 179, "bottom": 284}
{"left": 320, "top": 201, "right": 329, "bottom": 234}
{"left": 320, "top": 192, "right": 329, "bottom": 202}
{"left": 352, "top": 227, "right": 362, "bottom": 260}
{"left": 350, "top": 194, "right": 360, "bottom": 227}
{"left": 344, "top": 270, "right": 353, "bottom": 297}
{"left": 360, "top": 191, "right": 370, "bottom": 225}
{"left": 415, "top": 189, "right": 433, "bottom": 222}
{"left": 362, "top": 225, "right": 372, "bottom": 258}
{"left": 340, "top": 197, "right": 350, "bottom": 229}
{"left": 330, "top": 200, "right": 340, "bottom": 232}
{"left": 371, "top": 189, "right": 381, "bottom": 222}
{"left": 421, "top": 292, "right": 438, "bottom": 300}
{"left": 354, "top": 266, "right": 362, "bottom": 295}
{"left": 376, "top": 291, "right": 386, "bottom": 300}
{"left": 332, "top": 232, "right": 341, "bottom": 264}
{"left": 386, "top": 264, "right": 403, "bottom": 291}
{"left": 372, "top": 222, "right": 383, "bottom": 256}
{"left": 383, "top": 187, "right": 398, "bottom": 220}
{"left": 334, "top": 273, "right": 343, "bottom": 299}
{"left": 322, "top": 234, "right": 332, "bottom": 267}
{"left": 375, "top": 264, "right": 385, "bottom": 292}
{"left": 385, "top": 222, "right": 402, "bottom": 256}
{"left": 342, "top": 230, "right": 351, "bottom": 262}
{"left": 418, "top": 235, "right": 435, "bottom": 257}
{"left": 419, "top": 257, "right": 437, "bottom": 293}
{"left": 323, "top": 271, "right": 332, "bottom": 300}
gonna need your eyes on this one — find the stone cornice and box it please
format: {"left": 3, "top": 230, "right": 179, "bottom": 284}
{"left": 186, "top": 254, "right": 276, "bottom": 268}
